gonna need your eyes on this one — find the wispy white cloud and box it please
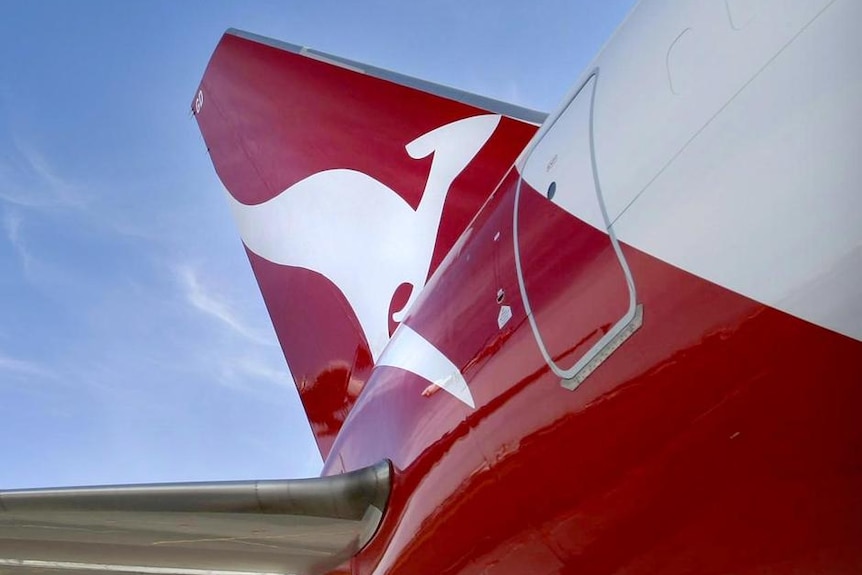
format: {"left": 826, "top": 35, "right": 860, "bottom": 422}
{"left": 177, "top": 264, "right": 272, "bottom": 346}
{"left": 219, "top": 355, "right": 293, "bottom": 389}
{"left": 172, "top": 263, "right": 296, "bottom": 399}
{"left": 0, "top": 140, "right": 160, "bottom": 246}
{"left": 0, "top": 140, "right": 89, "bottom": 210}
{"left": 2, "top": 209, "right": 35, "bottom": 274}
{"left": 3, "top": 209, "right": 22, "bottom": 244}
{"left": 0, "top": 353, "right": 56, "bottom": 380}
{"left": 2, "top": 207, "right": 82, "bottom": 295}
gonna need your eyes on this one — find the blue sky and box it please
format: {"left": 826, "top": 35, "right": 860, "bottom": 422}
{"left": 0, "top": 0, "right": 636, "bottom": 488}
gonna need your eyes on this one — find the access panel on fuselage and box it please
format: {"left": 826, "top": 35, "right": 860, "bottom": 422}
{"left": 514, "top": 74, "right": 641, "bottom": 389}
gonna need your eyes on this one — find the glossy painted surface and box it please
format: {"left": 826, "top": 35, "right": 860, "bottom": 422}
{"left": 195, "top": 32, "right": 539, "bottom": 458}
{"left": 330, "top": 167, "right": 862, "bottom": 575}
{"left": 325, "top": 1, "right": 862, "bottom": 572}
{"left": 195, "top": 0, "right": 862, "bottom": 573}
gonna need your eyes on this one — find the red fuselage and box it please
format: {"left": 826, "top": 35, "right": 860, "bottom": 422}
{"left": 329, "top": 165, "right": 862, "bottom": 574}
{"left": 321, "top": 3, "right": 862, "bottom": 573}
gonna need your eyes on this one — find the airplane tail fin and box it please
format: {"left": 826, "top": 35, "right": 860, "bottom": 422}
{"left": 193, "top": 29, "right": 542, "bottom": 460}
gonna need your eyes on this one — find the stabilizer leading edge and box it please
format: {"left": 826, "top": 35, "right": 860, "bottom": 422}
{"left": 0, "top": 460, "right": 390, "bottom": 575}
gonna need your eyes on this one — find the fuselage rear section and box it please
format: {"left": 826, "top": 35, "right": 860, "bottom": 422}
{"left": 326, "top": 1, "right": 862, "bottom": 573}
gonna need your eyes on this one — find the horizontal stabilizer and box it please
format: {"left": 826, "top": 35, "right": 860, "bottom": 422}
{"left": 0, "top": 460, "right": 390, "bottom": 575}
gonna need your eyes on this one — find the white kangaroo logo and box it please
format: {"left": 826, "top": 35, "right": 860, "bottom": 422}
{"left": 227, "top": 114, "right": 501, "bottom": 376}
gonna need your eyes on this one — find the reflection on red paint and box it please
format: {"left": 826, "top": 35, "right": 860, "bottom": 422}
{"left": 330, "top": 175, "right": 862, "bottom": 575}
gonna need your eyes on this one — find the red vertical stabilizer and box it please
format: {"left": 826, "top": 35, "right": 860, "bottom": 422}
{"left": 193, "top": 29, "right": 542, "bottom": 459}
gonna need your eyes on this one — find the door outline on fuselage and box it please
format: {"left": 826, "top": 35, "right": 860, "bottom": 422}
{"left": 512, "top": 69, "right": 643, "bottom": 390}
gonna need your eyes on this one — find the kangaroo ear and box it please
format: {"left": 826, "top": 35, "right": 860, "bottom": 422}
{"left": 406, "top": 114, "right": 501, "bottom": 160}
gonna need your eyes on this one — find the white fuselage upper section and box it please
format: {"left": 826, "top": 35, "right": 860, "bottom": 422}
{"left": 520, "top": 0, "right": 861, "bottom": 342}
